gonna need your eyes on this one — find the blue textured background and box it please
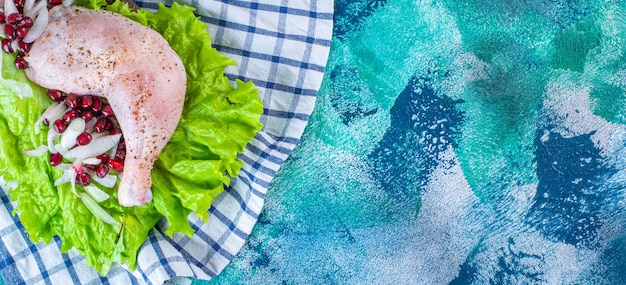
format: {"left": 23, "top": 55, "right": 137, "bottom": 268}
{"left": 203, "top": 0, "right": 626, "bottom": 284}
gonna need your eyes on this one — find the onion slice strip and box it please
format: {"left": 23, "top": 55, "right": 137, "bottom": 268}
{"left": 66, "top": 134, "right": 121, "bottom": 160}
{"left": 23, "top": 6, "right": 47, "bottom": 43}
{"left": 78, "top": 193, "right": 120, "bottom": 230}
{"left": 84, "top": 185, "right": 110, "bottom": 203}
{"left": 3, "top": 0, "right": 17, "bottom": 16}
{"left": 23, "top": 145, "right": 48, "bottom": 156}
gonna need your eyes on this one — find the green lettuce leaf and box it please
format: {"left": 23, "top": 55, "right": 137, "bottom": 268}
{"left": 0, "top": 1, "right": 263, "bottom": 275}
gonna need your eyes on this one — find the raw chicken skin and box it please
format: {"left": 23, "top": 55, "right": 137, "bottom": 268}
{"left": 24, "top": 6, "right": 187, "bottom": 206}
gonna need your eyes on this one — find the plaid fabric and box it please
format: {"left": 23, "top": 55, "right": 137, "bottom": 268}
{"left": 0, "top": 0, "right": 333, "bottom": 284}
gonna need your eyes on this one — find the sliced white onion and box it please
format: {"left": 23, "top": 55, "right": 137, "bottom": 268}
{"left": 24, "top": 0, "right": 35, "bottom": 12}
{"left": 84, "top": 185, "right": 110, "bottom": 203}
{"left": 60, "top": 118, "right": 85, "bottom": 150}
{"left": 78, "top": 192, "right": 120, "bottom": 230}
{"left": 9, "top": 38, "right": 17, "bottom": 51}
{"left": 24, "top": 0, "right": 45, "bottom": 19}
{"left": 33, "top": 102, "right": 64, "bottom": 134}
{"left": 85, "top": 118, "right": 97, "bottom": 132}
{"left": 92, "top": 173, "right": 117, "bottom": 188}
{"left": 3, "top": 0, "right": 17, "bottom": 16}
{"left": 69, "top": 166, "right": 78, "bottom": 195}
{"left": 47, "top": 128, "right": 60, "bottom": 153}
{"left": 0, "top": 23, "right": 5, "bottom": 37}
{"left": 82, "top": 157, "right": 101, "bottom": 165}
{"left": 107, "top": 143, "right": 118, "bottom": 159}
{"left": 61, "top": 0, "right": 74, "bottom": 7}
{"left": 53, "top": 168, "right": 72, "bottom": 186}
{"left": 23, "top": 7, "right": 47, "bottom": 43}
{"left": 55, "top": 163, "right": 71, "bottom": 171}
{"left": 55, "top": 143, "right": 71, "bottom": 158}
{"left": 66, "top": 134, "right": 121, "bottom": 160}
{"left": 23, "top": 145, "right": 48, "bottom": 156}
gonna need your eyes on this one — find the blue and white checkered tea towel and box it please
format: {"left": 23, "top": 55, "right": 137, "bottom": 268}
{"left": 0, "top": 0, "right": 333, "bottom": 283}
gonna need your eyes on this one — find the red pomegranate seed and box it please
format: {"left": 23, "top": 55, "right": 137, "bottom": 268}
{"left": 65, "top": 94, "right": 79, "bottom": 108}
{"left": 96, "top": 153, "right": 110, "bottom": 164}
{"left": 76, "top": 172, "right": 91, "bottom": 186}
{"left": 53, "top": 119, "right": 67, "bottom": 133}
{"left": 14, "top": 0, "right": 24, "bottom": 12}
{"left": 101, "top": 104, "right": 114, "bottom": 116}
{"left": 84, "top": 164, "right": 98, "bottom": 171}
{"left": 80, "top": 110, "right": 95, "bottom": 122}
{"left": 117, "top": 139, "right": 125, "bottom": 150}
{"left": 91, "top": 97, "right": 102, "bottom": 113}
{"left": 62, "top": 109, "right": 80, "bottom": 122}
{"left": 47, "top": 89, "right": 65, "bottom": 102}
{"left": 2, "top": 38, "right": 13, "bottom": 53}
{"left": 108, "top": 159, "right": 124, "bottom": 172}
{"left": 115, "top": 148, "right": 126, "bottom": 160}
{"left": 95, "top": 164, "right": 109, "bottom": 178}
{"left": 6, "top": 13, "right": 22, "bottom": 25}
{"left": 76, "top": 132, "right": 92, "bottom": 145}
{"left": 15, "top": 26, "right": 27, "bottom": 38}
{"left": 49, "top": 152, "right": 63, "bottom": 166}
{"left": 108, "top": 128, "right": 122, "bottom": 135}
{"left": 16, "top": 16, "right": 32, "bottom": 28}
{"left": 48, "top": 0, "right": 62, "bottom": 5}
{"left": 4, "top": 25, "right": 16, "bottom": 40}
{"left": 94, "top": 117, "right": 111, "bottom": 133}
{"left": 104, "top": 118, "right": 114, "bottom": 130}
{"left": 18, "top": 40, "right": 30, "bottom": 53}
{"left": 0, "top": 13, "right": 5, "bottom": 24}
{"left": 14, "top": 57, "right": 27, "bottom": 69}
{"left": 79, "top": 95, "right": 92, "bottom": 109}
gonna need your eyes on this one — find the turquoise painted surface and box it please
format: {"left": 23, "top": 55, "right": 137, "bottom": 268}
{"left": 202, "top": 0, "right": 626, "bottom": 284}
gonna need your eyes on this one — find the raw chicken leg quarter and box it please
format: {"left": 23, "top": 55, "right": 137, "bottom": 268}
{"left": 24, "top": 6, "right": 187, "bottom": 206}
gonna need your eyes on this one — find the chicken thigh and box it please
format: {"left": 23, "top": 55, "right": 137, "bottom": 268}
{"left": 24, "top": 6, "right": 187, "bottom": 206}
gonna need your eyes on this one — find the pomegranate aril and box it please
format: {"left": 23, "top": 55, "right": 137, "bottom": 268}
{"left": 96, "top": 153, "right": 110, "bottom": 164}
{"left": 0, "top": 13, "right": 5, "bottom": 24}
{"left": 65, "top": 94, "right": 79, "bottom": 108}
{"left": 108, "top": 128, "right": 122, "bottom": 135}
{"left": 108, "top": 159, "right": 124, "bottom": 172}
{"left": 79, "top": 95, "right": 93, "bottom": 109}
{"left": 14, "top": 57, "right": 27, "bottom": 69}
{"left": 15, "top": 27, "right": 27, "bottom": 38}
{"left": 85, "top": 164, "right": 98, "bottom": 171}
{"left": 47, "top": 89, "right": 65, "bottom": 102}
{"left": 14, "top": 0, "right": 24, "bottom": 12}
{"left": 2, "top": 38, "right": 13, "bottom": 53}
{"left": 115, "top": 148, "right": 126, "bottom": 160}
{"left": 94, "top": 117, "right": 111, "bottom": 133}
{"left": 4, "top": 25, "right": 16, "bottom": 40}
{"left": 96, "top": 164, "right": 109, "bottom": 178}
{"left": 76, "top": 172, "right": 92, "bottom": 186}
{"left": 18, "top": 40, "right": 30, "bottom": 53}
{"left": 16, "top": 17, "right": 32, "bottom": 28}
{"left": 80, "top": 110, "right": 95, "bottom": 122}
{"left": 49, "top": 152, "right": 63, "bottom": 166}
{"left": 117, "top": 139, "right": 125, "bottom": 150}
{"left": 53, "top": 119, "right": 67, "bottom": 133}
{"left": 62, "top": 109, "right": 80, "bottom": 122}
{"left": 101, "top": 104, "right": 114, "bottom": 116}
{"left": 91, "top": 97, "right": 102, "bottom": 113}
{"left": 6, "top": 13, "right": 22, "bottom": 25}
{"left": 48, "top": 0, "right": 62, "bottom": 5}
{"left": 104, "top": 118, "right": 113, "bottom": 130}
{"left": 76, "top": 132, "right": 92, "bottom": 145}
